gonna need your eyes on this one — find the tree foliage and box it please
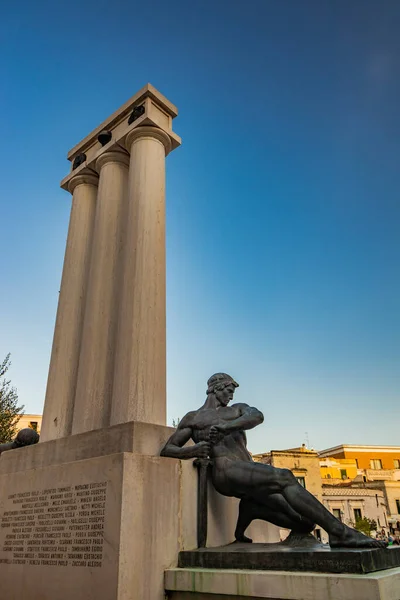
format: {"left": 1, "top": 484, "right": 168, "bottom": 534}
{"left": 0, "top": 354, "right": 24, "bottom": 443}
{"left": 352, "top": 516, "right": 377, "bottom": 536}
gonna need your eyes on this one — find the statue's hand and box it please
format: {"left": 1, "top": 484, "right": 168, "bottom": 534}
{"left": 194, "top": 441, "right": 211, "bottom": 458}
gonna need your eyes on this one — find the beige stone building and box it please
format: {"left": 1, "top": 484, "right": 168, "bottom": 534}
{"left": 358, "top": 480, "right": 400, "bottom": 533}
{"left": 319, "top": 444, "right": 400, "bottom": 534}
{"left": 322, "top": 486, "right": 387, "bottom": 531}
{"left": 16, "top": 413, "right": 42, "bottom": 434}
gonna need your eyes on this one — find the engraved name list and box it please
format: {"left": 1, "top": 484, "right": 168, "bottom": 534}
{"left": 0, "top": 480, "right": 108, "bottom": 568}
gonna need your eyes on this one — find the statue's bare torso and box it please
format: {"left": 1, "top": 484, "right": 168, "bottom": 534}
{"left": 185, "top": 404, "right": 252, "bottom": 461}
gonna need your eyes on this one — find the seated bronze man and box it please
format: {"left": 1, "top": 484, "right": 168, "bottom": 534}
{"left": 161, "top": 373, "right": 385, "bottom": 548}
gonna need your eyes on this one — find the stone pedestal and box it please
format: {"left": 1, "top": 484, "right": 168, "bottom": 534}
{"left": 0, "top": 424, "right": 278, "bottom": 600}
{"left": 178, "top": 541, "right": 400, "bottom": 574}
{"left": 165, "top": 566, "right": 400, "bottom": 600}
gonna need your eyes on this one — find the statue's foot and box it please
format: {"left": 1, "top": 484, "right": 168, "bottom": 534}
{"left": 330, "top": 527, "right": 388, "bottom": 549}
{"left": 281, "top": 531, "right": 323, "bottom": 548}
{"left": 235, "top": 531, "right": 253, "bottom": 543}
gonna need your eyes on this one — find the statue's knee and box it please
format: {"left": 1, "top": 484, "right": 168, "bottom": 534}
{"left": 279, "top": 468, "right": 296, "bottom": 485}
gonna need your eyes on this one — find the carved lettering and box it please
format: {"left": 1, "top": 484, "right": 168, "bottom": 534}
{"left": 0, "top": 482, "right": 108, "bottom": 568}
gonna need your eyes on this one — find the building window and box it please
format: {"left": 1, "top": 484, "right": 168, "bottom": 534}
{"left": 396, "top": 500, "right": 400, "bottom": 514}
{"left": 394, "top": 460, "right": 400, "bottom": 469}
{"left": 355, "top": 458, "right": 359, "bottom": 468}
{"left": 354, "top": 508, "right": 362, "bottom": 521}
{"left": 333, "top": 509, "right": 342, "bottom": 522}
{"left": 296, "top": 477, "right": 306, "bottom": 488}
{"left": 29, "top": 421, "right": 38, "bottom": 431}
{"left": 340, "top": 469, "right": 347, "bottom": 479}
{"left": 370, "top": 459, "right": 382, "bottom": 470}
{"left": 326, "top": 474, "right": 331, "bottom": 479}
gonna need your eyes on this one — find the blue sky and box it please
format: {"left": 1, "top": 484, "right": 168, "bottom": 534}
{"left": 1, "top": 0, "right": 399, "bottom": 453}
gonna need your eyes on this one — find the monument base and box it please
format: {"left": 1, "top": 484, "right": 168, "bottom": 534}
{"left": 178, "top": 541, "right": 400, "bottom": 574}
{"left": 0, "top": 421, "right": 279, "bottom": 600}
{"left": 0, "top": 451, "right": 180, "bottom": 600}
{"left": 165, "top": 566, "right": 400, "bottom": 600}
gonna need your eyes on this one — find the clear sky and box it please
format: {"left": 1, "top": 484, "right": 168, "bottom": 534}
{"left": 1, "top": 0, "right": 399, "bottom": 454}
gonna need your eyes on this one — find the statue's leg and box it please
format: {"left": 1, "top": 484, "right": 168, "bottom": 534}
{"left": 264, "top": 493, "right": 315, "bottom": 533}
{"left": 220, "top": 461, "right": 387, "bottom": 548}
{"left": 241, "top": 463, "right": 387, "bottom": 548}
{"left": 235, "top": 499, "right": 255, "bottom": 543}
{"left": 235, "top": 495, "right": 314, "bottom": 543}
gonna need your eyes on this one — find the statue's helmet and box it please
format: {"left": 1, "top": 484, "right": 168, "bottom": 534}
{"left": 207, "top": 373, "right": 239, "bottom": 395}
{"left": 14, "top": 428, "right": 40, "bottom": 447}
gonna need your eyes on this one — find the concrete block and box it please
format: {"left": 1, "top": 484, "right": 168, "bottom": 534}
{"left": 0, "top": 421, "right": 174, "bottom": 474}
{"left": 165, "top": 566, "right": 400, "bottom": 600}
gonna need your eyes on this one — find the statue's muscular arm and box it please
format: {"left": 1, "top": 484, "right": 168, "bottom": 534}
{"left": 0, "top": 442, "right": 16, "bottom": 456}
{"left": 160, "top": 412, "right": 210, "bottom": 459}
{"left": 215, "top": 403, "right": 264, "bottom": 433}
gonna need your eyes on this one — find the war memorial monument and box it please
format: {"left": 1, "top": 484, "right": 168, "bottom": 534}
{"left": 0, "top": 85, "right": 399, "bottom": 600}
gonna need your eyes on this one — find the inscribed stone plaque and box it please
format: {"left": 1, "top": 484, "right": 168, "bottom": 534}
{"left": 0, "top": 453, "right": 123, "bottom": 600}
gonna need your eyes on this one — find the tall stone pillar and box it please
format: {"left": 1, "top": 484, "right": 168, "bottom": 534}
{"left": 110, "top": 127, "right": 171, "bottom": 427}
{"left": 41, "top": 173, "right": 98, "bottom": 442}
{"left": 72, "top": 150, "right": 129, "bottom": 434}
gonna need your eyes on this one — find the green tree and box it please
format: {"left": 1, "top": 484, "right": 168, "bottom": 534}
{"left": 352, "top": 516, "right": 377, "bottom": 537}
{"left": 0, "top": 354, "right": 24, "bottom": 443}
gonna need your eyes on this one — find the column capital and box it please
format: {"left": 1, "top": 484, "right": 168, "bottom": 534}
{"left": 95, "top": 149, "right": 130, "bottom": 172}
{"left": 126, "top": 126, "right": 172, "bottom": 156}
{"left": 68, "top": 173, "right": 99, "bottom": 194}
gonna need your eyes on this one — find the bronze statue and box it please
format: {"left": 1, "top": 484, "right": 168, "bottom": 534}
{"left": 161, "top": 373, "right": 386, "bottom": 548}
{"left": 0, "top": 428, "right": 39, "bottom": 456}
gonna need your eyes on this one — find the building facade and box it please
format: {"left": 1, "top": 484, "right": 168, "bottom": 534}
{"left": 319, "top": 444, "right": 400, "bottom": 534}
{"left": 320, "top": 457, "right": 358, "bottom": 482}
{"left": 16, "top": 414, "right": 42, "bottom": 435}
{"left": 322, "top": 486, "right": 387, "bottom": 531}
{"left": 319, "top": 444, "right": 400, "bottom": 472}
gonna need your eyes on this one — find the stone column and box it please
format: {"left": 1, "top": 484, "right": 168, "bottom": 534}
{"left": 72, "top": 151, "right": 129, "bottom": 435}
{"left": 41, "top": 174, "right": 98, "bottom": 442}
{"left": 111, "top": 127, "right": 171, "bottom": 427}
